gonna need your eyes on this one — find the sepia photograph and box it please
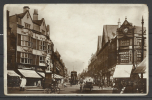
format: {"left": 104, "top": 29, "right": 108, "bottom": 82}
{"left": 4, "top": 4, "right": 149, "bottom": 96}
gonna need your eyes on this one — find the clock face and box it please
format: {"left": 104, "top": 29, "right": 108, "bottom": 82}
{"left": 123, "top": 28, "right": 128, "bottom": 33}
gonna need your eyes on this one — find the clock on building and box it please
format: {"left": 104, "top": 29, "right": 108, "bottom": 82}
{"left": 123, "top": 28, "right": 128, "bottom": 34}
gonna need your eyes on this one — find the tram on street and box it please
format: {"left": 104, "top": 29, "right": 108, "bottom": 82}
{"left": 71, "top": 71, "right": 78, "bottom": 85}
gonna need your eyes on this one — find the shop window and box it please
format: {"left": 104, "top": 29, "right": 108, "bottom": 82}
{"left": 21, "top": 35, "right": 32, "bottom": 47}
{"left": 20, "top": 53, "right": 32, "bottom": 64}
{"left": 40, "top": 56, "right": 45, "bottom": 63}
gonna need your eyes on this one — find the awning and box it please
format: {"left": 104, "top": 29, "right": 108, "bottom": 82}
{"left": 113, "top": 65, "right": 133, "bottom": 78}
{"left": 134, "top": 57, "right": 147, "bottom": 73}
{"left": 7, "top": 70, "right": 20, "bottom": 77}
{"left": 52, "top": 74, "right": 63, "bottom": 79}
{"left": 38, "top": 72, "right": 45, "bottom": 77}
{"left": 18, "top": 69, "right": 41, "bottom": 78}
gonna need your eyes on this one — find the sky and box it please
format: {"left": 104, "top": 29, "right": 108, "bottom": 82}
{"left": 6, "top": 4, "right": 148, "bottom": 74}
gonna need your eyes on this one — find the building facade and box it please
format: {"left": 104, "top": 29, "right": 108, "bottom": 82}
{"left": 88, "top": 18, "right": 147, "bottom": 88}
{"left": 7, "top": 6, "right": 67, "bottom": 86}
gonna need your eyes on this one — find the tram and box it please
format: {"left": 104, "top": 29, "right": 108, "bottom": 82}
{"left": 71, "top": 71, "right": 78, "bottom": 85}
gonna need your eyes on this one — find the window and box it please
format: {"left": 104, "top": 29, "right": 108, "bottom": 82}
{"left": 21, "top": 35, "right": 32, "bottom": 47}
{"left": 120, "top": 39, "right": 130, "bottom": 46}
{"left": 137, "top": 50, "right": 141, "bottom": 62}
{"left": 42, "top": 30, "right": 45, "bottom": 35}
{"left": 137, "top": 38, "right": 142, "bottom": 46}
{"left": 47, "top": 45, "right": 51, "bottom": 54}
{"left": 20, "top": 53, "right": 32, "bottom": 64}
{"left": 24, "top": 22, "right": 31, "bottom": 29}
{"left": 39, "top": 41, "right": 46, "bottom": 51}
{"left": 40, "top": 56, "right": 45, "bottom": 63}
{"left": 119, "top": 51, "right": 129, "bottom": 63}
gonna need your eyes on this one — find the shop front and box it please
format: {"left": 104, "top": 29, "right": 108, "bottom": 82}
{"left": 7, "top": 70, "right": 21, "bottom": 87}
{"left": 113, "top": 65, "right": 133, "bottom": 93}
{"left": 18, "top": 69, "right": 42, "bottom": 86}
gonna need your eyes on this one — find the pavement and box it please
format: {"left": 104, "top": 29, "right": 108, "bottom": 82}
{"left": 7, "top": 83, "right": 118, "bottom": 94}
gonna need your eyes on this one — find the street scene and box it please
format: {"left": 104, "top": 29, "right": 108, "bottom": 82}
{"left": 5, "top": 4, "right": 148, "bottom": 95}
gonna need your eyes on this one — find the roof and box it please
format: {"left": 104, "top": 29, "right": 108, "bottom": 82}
{"left": 17, "top": 10, "right": 28, "bottom": 18}
{"left": 97, "top": 36, "right": 102, "bottom": 52}
{"left": 33, "top": 20, "right": 43, "bottom": 26}
{"left": 134, "top": 26, "right": 146, "bottom": 34}
{"left": 102, "top": 25, "right": 118, "bottom": 46}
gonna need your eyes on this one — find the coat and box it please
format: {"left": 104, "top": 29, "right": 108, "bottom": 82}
{"left": 20, "top": 78, "right": 27, "bottom": 87}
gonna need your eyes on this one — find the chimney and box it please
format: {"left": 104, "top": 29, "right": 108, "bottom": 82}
{"left": 118, "top": 18, "right": 121, "bottom": 28}
{"left": 23, "top": 6, "right": 30, "bottom": 13}
{"left": 33, "top": 9, "right": 38, "bottom": 20}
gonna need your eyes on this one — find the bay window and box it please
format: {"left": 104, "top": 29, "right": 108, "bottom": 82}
{"left": 39, "top": 41, "right": 46, "bottom": 51}
{"left": 20, "top": 52, "right": 32, "bottom": 64}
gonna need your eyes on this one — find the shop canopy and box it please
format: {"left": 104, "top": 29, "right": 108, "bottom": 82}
{"left": 52, "top": 74, "right": 63, "bottom": 79}
{"left": 7, "top": 70, "right": 20, "bottom": 77}
{"left": 113, "top": 65, "right": 133, "bottom": 78}
{"left": 134, "top": 57, "right": 147, "bottom": 74}
{"left": 18, "top": 69, "right": 41, "bottom": 78}
{"left": 37, "top": 72, "right": 45, "bottom": 77}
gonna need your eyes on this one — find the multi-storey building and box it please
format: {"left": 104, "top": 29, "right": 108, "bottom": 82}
{"left": 88, "top": 18, "right": 147, "bottom": 88}
{"left": 7, "top": 6, "right": 66, "bottom": 86}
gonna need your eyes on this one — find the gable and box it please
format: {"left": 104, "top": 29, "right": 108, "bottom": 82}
{"left": 21, "top": 11, "right": 33, "bottom": 29}
{"left": 40, "top": 19, "right": 47, "bottom": 35}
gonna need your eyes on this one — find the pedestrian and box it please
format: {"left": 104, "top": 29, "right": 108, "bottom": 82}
{"left": 37, "top": 80, "right": 41, "bottom": 87}
{"left": 42, "top": 78, "right": 45, "bottom": 89}
{"left": 61, "top": 79, "right": 64, "bottom": 88}
{"left": 99, "top": 81, "right": 103, "bottom": 89}
{"left": 20, "top": 76, "right": 26, "bottom": 91}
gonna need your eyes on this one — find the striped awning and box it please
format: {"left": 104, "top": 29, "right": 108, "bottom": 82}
{"left": 18, "top": 69, "right": 42, "bottom": 78}
{"left": 7, "top": 70, "right": 20, "bottom": 77}
{"left": 38, "top": 72, "right": 45, "bottom": 77}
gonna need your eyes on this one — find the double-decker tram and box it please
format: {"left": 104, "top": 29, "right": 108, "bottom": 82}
{"left": 71, "top": 71, "right": 77, "bottom": 85}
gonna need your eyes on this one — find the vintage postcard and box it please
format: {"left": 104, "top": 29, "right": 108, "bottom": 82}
{"left": 4, "top": 4, "right": 149, "bottom": 96}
